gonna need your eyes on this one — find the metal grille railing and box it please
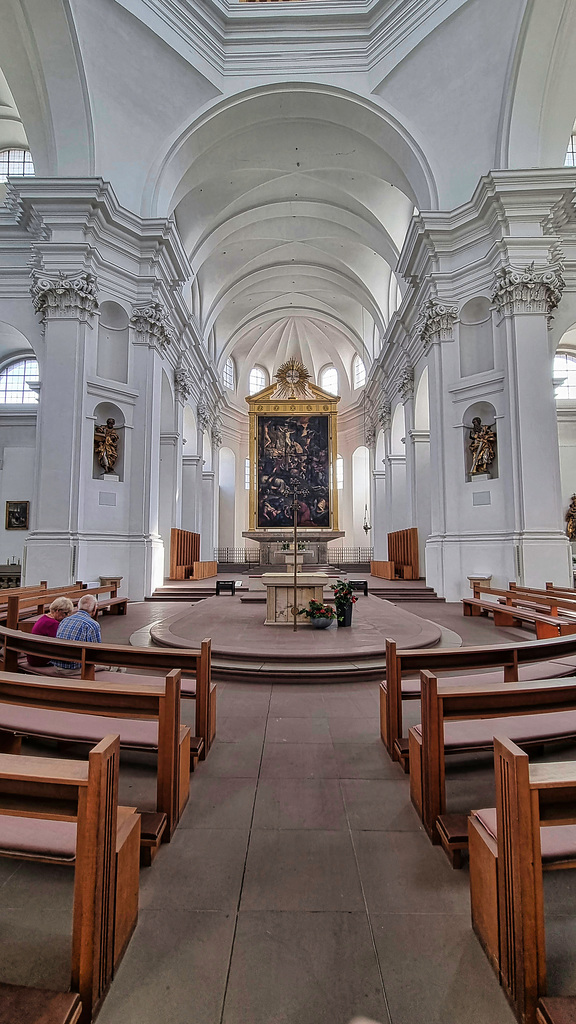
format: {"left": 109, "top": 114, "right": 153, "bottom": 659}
{"left": 215, "top": 547, "right": 261, "bottom": 564}
{"left": 328, "top": 547, "right": 374, "bottom": 565}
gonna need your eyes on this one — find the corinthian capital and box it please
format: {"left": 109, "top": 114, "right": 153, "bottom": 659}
{"left": 130, "top": 301, "right": 175, "bottom": 350}
{"left": 174, "top": 365, "right": 194, "bottom": 402}
{"left": 398, "top": 367, "right": 414, "bottom": 402}
{"left": 416, "top": 298, "right": 459, "bottom": 350}
{"left": 211, "top": 418, "right": 223, "bottom": 450}
{"left": 197, "top": 399, "right": 212, "bottom": 431}
{"left": 492, "top": 258, "right": 565, "bottom": 325}
{"left": 379, "top": 401, "right": 392, "bottom": 431}
{"left": 31, "top": 270, "right": 99, "bottom": 321}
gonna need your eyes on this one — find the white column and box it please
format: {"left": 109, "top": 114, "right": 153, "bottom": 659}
{"left": 182, "top": 455, "right": 202, "bottom": 533}
{"left": 372, "top": 469, "right": 387, "bottom": 558}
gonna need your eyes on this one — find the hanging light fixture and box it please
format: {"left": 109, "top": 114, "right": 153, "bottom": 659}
{"left": 363, "top": 504, "right": 371, "bottom": 534}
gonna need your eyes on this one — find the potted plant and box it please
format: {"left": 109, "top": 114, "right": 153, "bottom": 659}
{"left": 330, "top": 579, "right": 358, "bottom": 627}
{"left": 298, "top": 600, "right": 336, "bottom": 629}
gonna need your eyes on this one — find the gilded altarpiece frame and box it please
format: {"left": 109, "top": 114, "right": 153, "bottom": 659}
{"left": 246, "top": 383, "right": 339, "bottom": 532}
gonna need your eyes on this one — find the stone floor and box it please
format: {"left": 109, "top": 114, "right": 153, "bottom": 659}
{"left": 1, "top": 599, "right": 576, "bottom": 1024}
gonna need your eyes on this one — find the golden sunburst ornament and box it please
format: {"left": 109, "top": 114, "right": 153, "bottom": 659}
{"left": 274, "top": 358, "right": 312, "bottom": 399}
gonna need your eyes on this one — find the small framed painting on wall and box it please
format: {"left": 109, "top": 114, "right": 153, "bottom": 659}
{"left": 5, "top": 501, "right": 29, "bottom": 530}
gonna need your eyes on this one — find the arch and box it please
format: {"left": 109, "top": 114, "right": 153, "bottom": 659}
{"left": 97, "top": 300, "right": 129, "bottom": 383}
{"left": 459, "top": 296, "right": 494, "bottom": 378}
{"left": 183, "top": 405, "right": 197, "bottom": 453}
{"left": 160, "top": 370, "right": 175, "bottom": 434}
{"left": 0, "top": 356, "right": 39, "bottom": 405}
{"left": 414, "top": 366, "right": 430, "bottom": 431}
{"left": 352, "top": 445, "right": 370, "bottom": 546}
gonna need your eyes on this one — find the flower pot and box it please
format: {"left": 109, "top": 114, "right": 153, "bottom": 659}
{"left": 311, "top": 617, "right": 333, "bottom": 629}
{"left": 337, "top": 602, "right": 353, "bottom": 627}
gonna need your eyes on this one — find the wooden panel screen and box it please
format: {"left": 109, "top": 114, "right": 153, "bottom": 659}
{"left": 387, "top": 528, "right": 419, "bottom": 579}
{"left": 169, "top": 529, "right": 200, "bottom": 581}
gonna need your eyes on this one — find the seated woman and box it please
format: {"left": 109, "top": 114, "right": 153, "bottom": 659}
{"left": 27, "top": 596, "right": 74, "bottom": 668}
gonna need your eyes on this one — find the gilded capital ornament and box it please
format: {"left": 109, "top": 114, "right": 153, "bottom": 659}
{"left": 31, "top": 270, "right": 99, "bottom": 321}
{"left": 416, "top": 298, "right": 459, "bottom": 350}
{"left": 492, "top": 259, "right": 565, "bottom": 326}
{"left": 174, "top": 365, "right": 194, "bottom": 402}
{"left": 130, "top": 301, "right": 175, "bottom": 349}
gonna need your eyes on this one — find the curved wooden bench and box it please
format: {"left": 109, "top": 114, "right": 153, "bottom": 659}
{"left": 0, "top": 625, "right": 215, "bottom": 758}
{"left": 380, "top": 634, "right": 576, "bottom": 767}
{"left": 462, "top": 596, "right": 576, "bottom": 637}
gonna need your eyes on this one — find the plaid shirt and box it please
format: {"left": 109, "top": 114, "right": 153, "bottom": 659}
{"left": 52, "top": 609, "right": 102, "bottom": 669}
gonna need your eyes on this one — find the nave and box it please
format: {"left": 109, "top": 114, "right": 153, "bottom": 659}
{"left": 5, "top": 599, "right": 576, "bottom": 1024}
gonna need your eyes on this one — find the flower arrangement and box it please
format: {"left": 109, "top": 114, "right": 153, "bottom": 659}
{"left": 330, "top": 579, "right": 358, "bottom": 625}
{"left": 298, "top": 600, "right": 336, "bottom": 621}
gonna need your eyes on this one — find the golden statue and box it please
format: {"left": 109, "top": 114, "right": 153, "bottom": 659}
{"left": 566, "top": 494, "right": 576, "bottom": 540}
{"left": 94, "top": 418, "right": 120, "bottom": 473}
{"left": 469, "top": 417, "right": 496, "bottom": 475}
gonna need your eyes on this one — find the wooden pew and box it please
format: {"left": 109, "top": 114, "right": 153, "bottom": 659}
{"left": 0, "top": 625, "right": 215, "bottom": 761}
{"left": 3, "top": 587, "right": 127, "bottom": 630}
{"left": 380, "top": 634, "right": 576, "bottom": 768}
{"left": 469, "top": 737, "right": 576, "bottom": 1024}
{"left": 0, "top": 735, "right": 137, "bottom": 1023}
{"left": 0, "top": 669, "right": 188, "bottom": 852}
{"left": 410, "top": 671, "right": 576, "bottom": 863}
{"left": 462, "top": 596, "right": 576, "bottom": 638}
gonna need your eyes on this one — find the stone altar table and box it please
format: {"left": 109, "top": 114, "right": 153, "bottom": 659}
{"left": 261, "top": 572, "right": 330, "bottom": 625}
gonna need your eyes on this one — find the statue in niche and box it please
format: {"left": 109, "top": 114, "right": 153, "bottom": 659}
{"left": 469, "top": 417, "right": 497, "bottom": 475}
{"left": 565, "top": 495, "right": 576, "bottom": 540}
{"left": 94, "top": 418, "right": 120, "bottom": 474}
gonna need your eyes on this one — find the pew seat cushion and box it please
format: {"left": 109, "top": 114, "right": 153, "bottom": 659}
{"left": 0, "top": 983, "right": 81, "bottom": 1024}
{"left": 471, "top": 808, "right": 576, "bottom": 865}
{"left": 0, "top": 816, "right": 76, "bottom": 861}
{"left": 413, "top": 710, "right": 576, "bottom": 753}
{"left": 397, "top": 659, "right": 576, "bottom": 697}
{"left": 0, "top": 703, "right": 158, "bottom": 749}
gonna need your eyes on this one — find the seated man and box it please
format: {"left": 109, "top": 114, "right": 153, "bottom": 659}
{"left": 28, "top": 596, "right": 74, "bottom": 668}
{"left": 52, "top": 594, "right": 102, "bottom": 671}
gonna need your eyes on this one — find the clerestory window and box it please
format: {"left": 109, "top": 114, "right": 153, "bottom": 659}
{"left": 0, "top": 357, "right": 39, "bottom": 404}
{"left": 353, "top": 355, "right": 366, "bottom": 389}
{"left": 320, "top": 366, "right": 338, "bottom": 396}
{"left": 249, "top": 366, "right": 267, "bottom": 394}
{"left": 223, "top": 357, "right": 235, "bottom": 390}
{"left": 554, "top": 353, "right": 576, "bottom": 399}
{"left": 0, "top": 149, "right": 35, "bottom": 182}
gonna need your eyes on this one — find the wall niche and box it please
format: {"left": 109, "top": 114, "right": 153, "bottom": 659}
{"left": 92, "top": 402, "right": 125, "bottom": 480}
{"left": 463, "top": 401, "right": 498, "bottom": 482}
{"left": 459, "top": 297, "right": 494, "bottom": 378}
{"left": 97, "top": 301, "right": 129, "bottom": 383}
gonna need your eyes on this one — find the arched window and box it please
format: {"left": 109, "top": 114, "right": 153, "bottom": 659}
{"left": 353, "top": 355, "right": 366, "bottom": 389}
{"left": 320, "top": 366, "right": 338, "bottom": 396}
{"left": 336, "top": 454, "right": 344, "bottom": 490}
{"left": 0, "top": 149, "right": 35, "bottom": 183}
{"left": 249, "top": 366, "right": 267, "bottom": 394}
{"left": 565, "top": 134, "right": 576, "bottom": 167}
{"left": 0, "top": 357, "right": 39, "bottom": 404}
{"left": 554, "top": 353, "right": 576, "bottom": 399}
{"left": 223, "top": 357, "right": 235, "bottom": 390}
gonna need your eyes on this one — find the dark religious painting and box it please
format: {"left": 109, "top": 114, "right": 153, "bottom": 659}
{"left": 257, "top": 415, "right": 330, "bottom": 528}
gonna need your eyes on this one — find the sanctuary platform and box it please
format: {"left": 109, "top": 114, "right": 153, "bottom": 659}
{"left": 149, "top": 593, "right": 442, "bottom": 684}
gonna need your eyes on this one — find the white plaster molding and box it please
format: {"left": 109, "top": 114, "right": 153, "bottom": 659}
{"left": 31, "top": 270, "right": 99, "bottom": 322}
{"left": 197, "top": 399, "right": 212, "bottom": 431}
{"left": 492, "top": 259, "right": 565, "bottom": 326}
{"left": 364, "top": 420, "right": 376, "bottom": 448}
{"left": 379, "top": 400, "right": 392, "bottom": 431}
{"left": 447, "top": 371, "right": 505, "bottom": 404}
{"left": 211, "top": 417, "right": 223, "bottom": 449}
{"left": 86, "top": 380, "right": 139, "bottom": 405}
{"left": 130, "top": 301, "right": 175, "bottom": 350}
{"left": 415, "top": 298, "right": 459, "bottom": 351}
{"left": 408, "top": 429, "right": 430, "bottom": 443}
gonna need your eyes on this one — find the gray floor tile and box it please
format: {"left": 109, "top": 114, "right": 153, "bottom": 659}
{"left": 353, "top": 831, "right": 471, "bottom": 915}
{"left": 241, "top": 829, "right": 364, "bottom": 911}
{"left": 253, "top": 778, "right": 348, "bottom": 830}
{"left": 179, "top": 777, "right": 257, "bottom": 829}
{"left": 328, "top": 716, "right": 381, "bottom": 741}
{"left": 196, "top": 739, "right": 263, "bottom": 778}
{"left": 216, "top": 714, "right": 268, "bottom": 743}
{"left": 260, "top": 742, "right": 339, "bottom": 778}
{"left": 265, "top": 716, "right": 332, "bottom": 744}
{"left": 268, "top": 693, "right": 328, "bottom": 717}
{"left": 333, "top": 741, "right": 401, "bottom": 779}
{"left": 371, "top": 912, "right": 515, "bottom": 1024}
{"left": 0, "top": 906, "right": 72, "bottom": 990}
{"left": 97, "top": 910, "right": 235, "bottom": 1024}
{"left": 140, "top": 828, "right": 249, "bottom": 912}
{"left": 222, "top": 911, "right": 390, "bottom": 1024}
{"left": 340, "top": 778, "right": 422, "bottom": 831}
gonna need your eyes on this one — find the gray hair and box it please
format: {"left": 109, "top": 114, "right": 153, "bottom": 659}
{"left": 78, "top": 594, "right": 98, "bottom": 614}
{"left": 49, "top": 596, "right": 74, "bottom": 615}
